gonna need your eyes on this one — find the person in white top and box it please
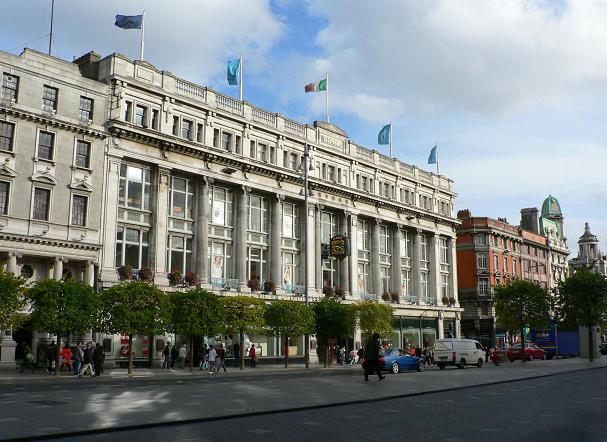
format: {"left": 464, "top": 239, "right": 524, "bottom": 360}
{"left": 208, "top": 345, "right": 217, "bottom": 374}
{"left": 177, "top": 344, "right": 187, "bottom": 369}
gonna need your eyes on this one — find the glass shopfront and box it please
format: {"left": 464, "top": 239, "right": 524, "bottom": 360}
{"left": 385, "top": 316, "right": 439, "bottom": 352}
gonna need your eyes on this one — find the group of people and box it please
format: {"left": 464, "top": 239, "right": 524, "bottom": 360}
{"left": 161, "top": 341, "right": 260, "bottom": 372}
{"left": 28, "top": 341, "right": 105, "bottom": 377}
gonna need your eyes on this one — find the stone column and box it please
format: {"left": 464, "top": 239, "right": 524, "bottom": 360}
{"left": 392, "top": 225, "right": 402, "bottom": 296}
{"left": 196, "top": 177, "right": 212, "bottom": 287}
{"left": 314, "top": 204, "right": 323, "bottom": 293}
{"left": 349, "top": 214, "right": 359, "bottom": 298}
{"left": 53, "top": 257, "right": 64, "bottom": 281}
{"left": 235, "top": 186, "right": 250, "bottom": 292}
{"left": 6, "top": 253, "right": 18, "bottom": 275}
{"left": 1, "top": 253, "right": 20, "bottom": 364}
{"left": 153, "top": 168, "right": 171, "bottom": 286}
{"left": 271, "top": 194, "right": 285, "bottom": 294}
{"left": 438, "top": 312, "right": 445, "bottom": 339}
{"left": 305, "top": 202, "right": 316, "bottom": 294}
{"left": 429, "top": 233, "right": 441, "bottom": 305}
{"left": 455, "top": 312, "right": 461, "bottom": 339}
{"left": 449, "top": 236, "right": 458, "bottom": 305}
{"left": 370, "top": 219, "right": 381, "bottom": 297}
{"left": 100, "top": 154, "right": 121, "bottom": 283}
{"left": 339, "top": 212, "right": 349, "bottom": 295}
{"left": 411, "top": 229, "right": 422, "bottom": 302}
{"left": 85, "top": 260, "right": 95, "bottom": 287}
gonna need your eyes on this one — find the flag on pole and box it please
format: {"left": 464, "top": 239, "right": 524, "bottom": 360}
{"left": 115, "top": 14, "right": 143, "bottom": 29}
{"left": 304, "top": 79, "right": 327, "bottom": 93}
{"left": 428, "top": 144, "right": 438, "bottom": 164}
{"left": 378, "top": 124, "right": 391, "bottom": 145}
{"left": 227, "top": 58, "right": 241, "bottom": 86}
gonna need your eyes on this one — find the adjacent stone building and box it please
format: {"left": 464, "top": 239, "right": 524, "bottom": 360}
{"left": 569, "top": 223, "right": 607, "bottom": 275}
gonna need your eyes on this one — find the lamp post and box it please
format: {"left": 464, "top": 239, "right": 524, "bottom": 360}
{"left": 301, "top": 144, "right": 314, "bottom": 369}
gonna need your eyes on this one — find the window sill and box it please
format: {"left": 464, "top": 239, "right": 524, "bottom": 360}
{"left": 0, "top": 149, "right": 15, "bottom": 157}
{"left": 71, "top": 165, "right": 93, "bottom": 173}
{"left": 33, "top": 157, "right": 56, "bottom": 166}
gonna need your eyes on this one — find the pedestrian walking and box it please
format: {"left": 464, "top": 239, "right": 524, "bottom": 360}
{"left": 208, "top": 345, "right": 217, "bottom": 374}
{"left": 217, "top": 344, "right": 227, "bottom": 373}
{"left": 162, "top": 343, "right": 171, "bottom": 369}
{"left": 364, "top": 333, "right": 385, "bottom": 382}
{"left": 202, "top": 344, "right": 210, "bottom": 370}
{"left": 357, "top": 346, "right": 364, "bottom": 366}
{"left": 233, "top": 342, "right": 240, "bottom": 367}
{"left": 170, "top": 345, "right": 178, "bottom": 369}
{"left": 93, "top": 343, "right": 105, "bottom": 377}
{"left": 349, "top": 349, "right": 357, "bottom": 366}
{"left": 177, "top": 344, "right": 187, "bottom": 369}
{"left": 46, "top": 340, "right": 56, "bottom": 373}
{"left": 79, "top": 342, "right": 95, "bottom": 377}
{"left": 249, "top": 344, "right": 257, "bottom": 368}
{"left": 59, "top": 343, "right": 72, "bottom": 373}
{"left": 339, "top": 346, "right": 346, "bottom": 366}
{"left": 73, "top": 342, "right": 83, "bottom": 376}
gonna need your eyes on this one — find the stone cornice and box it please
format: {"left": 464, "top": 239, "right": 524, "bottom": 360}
{"left": 0, "top": 232, "right": 101, "bottom": 251}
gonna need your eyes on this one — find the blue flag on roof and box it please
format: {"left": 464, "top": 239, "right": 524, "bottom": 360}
{"left": 428, "top": 144, "right": 438, "bottom": 164}
{"left": 115, "top": 14, "right": 143, "bottom": 30}
{"left": 227, "top": 58, "right": 241, "bottom": 86}
{"left": 378, "top": 124, "right": 391, "bottom": 145}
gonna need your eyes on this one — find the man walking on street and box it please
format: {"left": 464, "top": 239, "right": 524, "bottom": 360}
{"left": 177, "top": 344, "right": 187, "bottom": 369}
{"left": 249, "top": 344, "right": 256, "bottom": 368}
{"left": 79, "top": 342, "right": 95, "bottom": 378}
{"left": 46, "top": 340, "right": 56, "bottom": 374}
{"left": 162, "top": 343, "right": 171, "bottom": 369}
{"left": 208, "top": 345, "right": 217, "bottom": 374}
{"left": 93, "top": 343, "right": 105, "bottom": 377}
{"left": 73, "top": 342, "right": 83, "bottom": 376}
{"left": 364, "top": 333, "right": 385, "bottom": 382}
{"left": 217, "top": 343, "right": 227, "bottom": 373}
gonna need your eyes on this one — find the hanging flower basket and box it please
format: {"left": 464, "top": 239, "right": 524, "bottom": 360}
{"left": 117, "top": 265, "right": 133, "bottom": 281}
{"left": 185, "top": 271, "right": 198, "bottom": 287}
{"left": 138, "top": 267, "right": 154, "bottom": 283}
{"left": 168, "top": 270, "right": 183, "bottom": 286}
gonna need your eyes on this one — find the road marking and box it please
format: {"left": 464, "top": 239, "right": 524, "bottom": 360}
{"left": 249, "top": 429, "right": 271, "bottom": 434}
{"left": 468, "top": 396, "right": 480, "bottom": 400}
{"left": 0, "top": 417, "right": 19, "bottom": 422}
{"left": 592, "top": 397, "right": 607, "bottom": 401}
{"left": 304, "top": 421, "right": 323, "bottom": 426}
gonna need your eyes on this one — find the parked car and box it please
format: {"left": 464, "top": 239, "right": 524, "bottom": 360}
{"left": 362, "top": 348, "right": 424, "bottom": 374}
{"left": 507, "top": 343, "right": 546, "bottom": 361}
{"left": 433, "top": 338, "right": 485, "bottom": 369}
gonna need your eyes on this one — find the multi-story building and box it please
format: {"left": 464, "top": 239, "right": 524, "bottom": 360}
{"left": 0, "top": 48, "right": 461, "bottom": 366}
{"left": 0, "top": 49, "right": 107, "bottom": 364}
{"left": 457, "top": 197, "right": 569, "bottom": 346}
{"left": 569, "top": 223, "right": 607, "bottom": 275}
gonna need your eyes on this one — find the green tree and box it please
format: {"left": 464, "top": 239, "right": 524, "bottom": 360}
{"left": 557, "top": 269, "right": 607, "bottom": 362}
{"left": 171, "top": 288, "right": 225, "bottom": 371}
{"left": 312, "top": 297, "right": 355, "bottom": 367}
{"left": 356, "top": 301, "right": 394, "bottom": 340}
{"left": 222, "top": 296, "right": 266, "bottom": 370}
{"left": 27, "top": 279, "right": 99, "bottom": 376}
{"left": 494, "top": 279, "right": 550, "bottom": 362}
{"left": 264, "top": 300, "right": 315, "bottom": 368}
{"left": 99, "top": 281, "right": 173, "bottom": 374}
{"left": 0, "top": 269, "right": 26, "bottom": 332}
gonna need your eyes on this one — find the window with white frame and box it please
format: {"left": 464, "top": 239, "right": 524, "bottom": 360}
{"left": 503, "top": 255, "right": 509, "bottom": 274}
{"left": 167, "top": 236, "right": 192, "bottom": 273}
{"left": 494, "top": 254, "right": 499, "bottom": 273}
{"left": 172, "top": 116, "right": 179, "bottom": 135}
{"left": 512, "top": 258, "right": 518, "bottom": 274}
{"left": 400, "top": 230, "right": 411, "bottom": 266}
{"left": 37, "top": 131, "right": 55, "bottom": 161}
{"left": 321, "top": 212, "right": 336, "bottom": 244}
{"left": 116, "top": 227, "right": 149, "bottom": 270}
{"left": 420, "top": 233, "right": 429, "bottom": 270}
{"left": 210, "top": 241, "right": 231, "bottom": 279}
{"left": 32, "top": 187, "right": 50, "bottom": 220}
{"left": 478, "top": 278, "right": 489, "bottom": 295}
{"left": 322, "top": 257, "right": 336, "bottom": 288}
{"left": 181, "top": 119, "right": 193, "bottom": 140}
{"left": 379, "top": 224, "right": 392, "bottom": 264}
{"left": 282, "top": 202, "right": 298, "bottom": 239}
{"left": 380, "top": 266, "right": 390, "bottom": 293}
{"left": 1, "top": 73, "right": 19, "bottom": 102}
{"left": 196, "top": 123, "right": 204, "bottom": 143}
{"left": 477, "top": 253, "right": 488, "bottom": 269}
{"left": 151, "top": 109, "right": 159, "bottom": 130}
{"left": 440, "top": 237, "right": 449, "bottom": 264}
{"left": 0, "top": 121, "right": 14, "bottom": 152}
{"left": 357, "top": 262, "right": 368, "bottom": 293}
{"left": 134, "top": 104, "right": 147, "bottom": 127}
{"left": 119, "top": 163, "right": 151, "bottom": 211}
{"left": 357, "top": 219, "right": 369, "bottom": 292}
{"left": 71, "top": 194, "right": 88, "bottom": 226}
{"left": 441, "top": 274, "right": 450, "bottom": 299}
{"left": 248, "top": 195, "right": 268, "bottom": 234}
{"left": 282, "top": 251, "right": 298, "bottom": 286}
{"left": 79, "top": 96, "right": 93, "bottom": 122}
{"left": 401, "top": 268, "right": 410, "bottom": 296}
{"left": 74, "top": 140, "right": 91, "bottom": 168}
{"left": 474, "top": 234, "right": 488, "bottom": 245}
{"left": 42, "top": 85, "right": 58, "bottom": 112}
{"left": 124, "top": 100, "right": 133, "bottom": 122}
{"left": 247, "top": 247, "right": 267, "bottom": 281}
{"left": 420, "top": 271, "right": 428, "bottom": 301}
{"left": 170, "top": 177, "right": 193, "bottom": 220}
{"left": 0, "top": 181, "right": 9, "bottom": 215}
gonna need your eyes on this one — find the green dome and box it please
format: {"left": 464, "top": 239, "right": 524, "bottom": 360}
{"left": 541, "top": 194, "right": 562, "bottom": 217}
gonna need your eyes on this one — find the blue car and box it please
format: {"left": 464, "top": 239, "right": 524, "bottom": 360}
{"left": 363, "top": 348, "right": 425, "bottom": 374}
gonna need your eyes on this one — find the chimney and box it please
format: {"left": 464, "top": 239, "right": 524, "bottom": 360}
{"left": 520, "top": 208, "right": 539, "bottom": 234}
{"left": 72, "top": 51, "right": 101, "bottom": 80}
{"left": 457, "top": 209, "right": 471, "bottom": 220}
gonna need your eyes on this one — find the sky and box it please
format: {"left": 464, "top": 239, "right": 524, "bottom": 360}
{"left": 1, "top": 0, "right": 605, "bottom": 254}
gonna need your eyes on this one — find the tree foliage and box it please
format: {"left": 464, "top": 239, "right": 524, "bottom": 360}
{"left": 356, "top": 300, "right": 394, "bottom": 338}
{"left": 264, "top": 300, "right": 315, "bottom": 368}
{"left": 0, "top": 269, "right": 26, "bottom": 330}
{"left": 312, "top": 296, "right": 355, "bottom": 341}
{"left": 99, "top": 281, "right": 173, "bottom": 374}
{"left": 557, "top": 269, "right": 607, "bottom": 362}
{"left": 222, "top": 296, "right": 266, "bottom": 370}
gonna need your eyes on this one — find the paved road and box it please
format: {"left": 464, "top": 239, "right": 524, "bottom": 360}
{"left": 51, "top": 368, "right": 607, "bottom": 442}
{"left": 0, "top": 359, "right": 605, "bottom": 441}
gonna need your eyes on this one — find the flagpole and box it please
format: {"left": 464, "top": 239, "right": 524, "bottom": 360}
{"left": 240, "top": 53, "right": 243, "bottom": 101}
{"left": 48, "top": 0, "right": 55, "bottom": 55}
{"left": 389, "top": 122, "right": 393, "bottom": 158}
{"left": 139, "top": 10, "right": 145, "bottom": 61}
{"left": 436, "top": 141, "right": 440, "bottom": 175}
{"left": 326, "top": 71, "right": 329, "bottom": 123}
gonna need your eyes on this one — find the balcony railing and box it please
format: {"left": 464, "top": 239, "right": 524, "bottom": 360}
{"left": 176, "top": 79, "right": 206, "bottom": 102}
{"left": 210, "top": 277, "right": 240, "bottom": 290}
{"left": 356, "top": 146, "right": 374, "bottom": 162}
{"left": 283, "top": 284, "right": 305, "bottom": 296}
{"left": 216, "top": 94, "right": 243, "bottom": 115}
{"left": 284, "top": 118, "right": 306, "bottom": 137}
{"left": 251, "top": 106, "right": 277, "bottom": 128}
{"left": 360, "top": 292, "right": 377, "bottom": 301}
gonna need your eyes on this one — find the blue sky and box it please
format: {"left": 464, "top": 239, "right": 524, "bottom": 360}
{"left": 1, "top": 0, "right": 605, "bottom": 254}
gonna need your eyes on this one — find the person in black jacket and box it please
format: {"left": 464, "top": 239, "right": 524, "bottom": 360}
{"left": 79, "top": 342, "right": 95, "bottom": 377}
{"left": 93, "top": 343, "right": 105, "bottom": 377}
{"left": 364, "top": 333, "right": 385, "bottom": 382}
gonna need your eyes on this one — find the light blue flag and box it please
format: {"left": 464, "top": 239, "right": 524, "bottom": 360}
{"left": 378, "top": 124, "right": 391, "bottom": 145}
{"left": 428, "top": 144, "right": 438, "bottom": 164}
{"left": 115, "top": 14, "right": 143, "bottom": 29}
{"left": 227, "top": 58, "right": 241, "bottom": 86}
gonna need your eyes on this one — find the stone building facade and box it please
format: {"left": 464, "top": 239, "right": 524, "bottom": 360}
{"left": 0, "top": 48, "right": 462, "bottom": 365}
{"left": 569, "top": 223, "right": 607, "bottom": 275}
{"left": 0, "top": 49, "right": 107, "bottom": 363}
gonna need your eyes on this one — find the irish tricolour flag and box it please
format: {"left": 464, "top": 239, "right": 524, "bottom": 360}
{"left": 304, "top": 78, "right": 327, "bottom": 93}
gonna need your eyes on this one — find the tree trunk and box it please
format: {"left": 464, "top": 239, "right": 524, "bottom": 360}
{"left": 189, "top": 335, "right": 194, "bottom": 372}
{"left": 520, "top": 326, "right": 526, "bottom": 363}
{"left": 588, "top": 324, "right": 594, "bottom": 363}
{"left": 284, "top": 333, "right": 289, "bottom": 369}
{"left": 128, "top": 334, "right": 133, "bottom": 375}
{"left": 323, "top": 338, "right": 328, "bottom": 368}
{"left": 54, "top": 333, "right": 61, "bottom": 377}
{"left": 240, "top": 330, "right": 245, "bottom": 371}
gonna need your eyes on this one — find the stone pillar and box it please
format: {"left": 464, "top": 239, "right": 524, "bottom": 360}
{"left": 429, "top": 233, "right": 441, "bottom": 305}
{"left": 411, "top": 229, "right": 422, "bottom": 301}
{"left": 196, "top": 177, "right": 212, "bottom": 287}
{"left": 455, "top": 313, "right": 461, "bottom": 339}
{"left": 305, "top": 202, "right": 316, "bottom": 294}
{"left": 85, "top": 260, "right": 95, "bottom": 287}
{"left": 392, "top": 225, "right": 402, "bottom": 296}
{"left": 438, "top": 312, "right": 445, "bottom": 339}
{"left": 53, "top": 257, "right": 64, "bottom": 281}
{"left": 153, "top": 168, "right": 171, "bottom": 286}
{"left": 349, "top": 214, "right": 359, "bottom": 298}
{"left": 449, "top": 236, "right": 458, "bottom": 305}
{"left": 271, "top": 194, "right": 285, "bottom": 294}
{"left": 339, "top": 212, "right": 349, "bottom": 295}
{"left": 236, "top": 186, "right": 250, "bottom": 292}
{"left": 1, "top": 254, "right": 19, "bottom": 364}
{"left": 314, "top": 204, "right": 323, "bottom": 293}
{"left": 370, "top": 219, "right": 381, "bottom": 297}
{"left": 6, "top": 253, "right": 18, "bottom": 276}
{"left": 100, "top": 154, "right": 121, "bottom": 283}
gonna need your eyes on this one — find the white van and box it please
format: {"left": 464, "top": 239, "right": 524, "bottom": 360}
{"left": 434, "top": 339, "right": 485, "bottom": 369}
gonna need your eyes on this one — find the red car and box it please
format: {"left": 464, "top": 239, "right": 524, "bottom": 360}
{"left": 507, "top": 343, "right": 546, "bottom": 362}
